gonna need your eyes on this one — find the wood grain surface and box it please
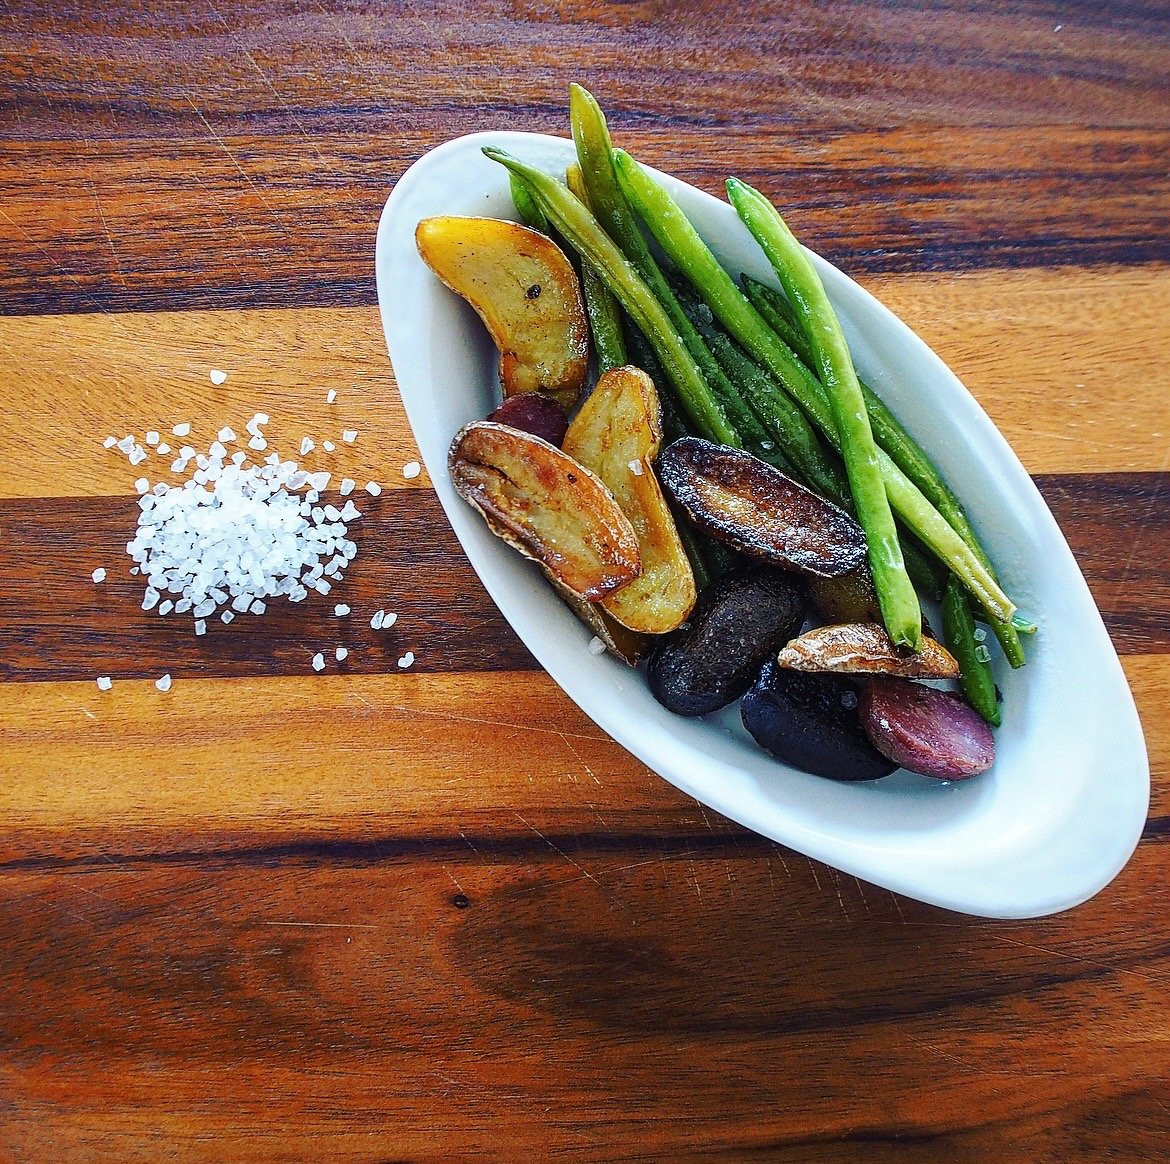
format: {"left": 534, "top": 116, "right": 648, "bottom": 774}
{"left": 2, "top": 1, "right": 1169, "bottom": 1159}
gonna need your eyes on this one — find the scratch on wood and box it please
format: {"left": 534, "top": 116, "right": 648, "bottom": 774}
{"left": 988, "top": 931, "right": 1167, "bottom": 985}
{"left": 263, "top": 920, "right": 379, "bottom": 929}
{"left": 559, "top": 732, "right": 601, "bottom": 785}
{"left": 513, "top": 812, "right": 600, "bottom": 886}
{"left": 85, "top": 144, "right": 128, "bottom": 288}
{"left": 183, "top": 96, "right": 280, "bottom": 217}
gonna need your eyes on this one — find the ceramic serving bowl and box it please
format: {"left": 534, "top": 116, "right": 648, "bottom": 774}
{"left": 375, "top": 130, "right": 1148, "bottom": 919}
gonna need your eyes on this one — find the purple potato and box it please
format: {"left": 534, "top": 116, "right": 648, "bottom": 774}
{"left": 860, "top": 676, "right": 995, "bottom": 780}
{"left": 647, "top": 567, "right": 806, "bottom": 717}
{"left": 741, "top": 660, "right": 897, "bottom": 781}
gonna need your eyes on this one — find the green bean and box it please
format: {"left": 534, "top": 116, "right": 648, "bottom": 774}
{"left": 567, "top": 84, "right": 783, "bottom": 463}
{"left": 482, "top": 148, "right": 740, "bottom": 446}
{"left": 942, "top": 574, "right": 1002, "bottom": 726}
{"left": 565, "top": 163, "right": 627, "bottom": 373}
{"left": 610, "top": 147, "right": 1018, "bottom": 634}
{"left": 509, "top": 172, "right": 551, "bottom": 233}
{"left": 727, "top": 177, "right": 922, "bottom": 650}
{"left": 674, "top": 281, "right": 849, "bottom": 506}
{"left": 743, "top": 275, "right": 993, "bottom": 572}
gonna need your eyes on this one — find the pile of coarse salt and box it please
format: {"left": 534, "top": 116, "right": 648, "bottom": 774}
{"left": 124, "top": 417, "right": 363, "bottom": 631}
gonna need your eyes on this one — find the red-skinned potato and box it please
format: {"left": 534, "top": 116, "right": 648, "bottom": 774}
{"left": 486, "top": 392, "right": 569, "bottom": 447}
{"left": 562, "top": 366, "right": 696, "bottom": 635}
{"left": 416, "top": 216, "right": 589, "bottom": 409}
{"left": 448, "top": 421, "right": 640, "bottom": 601}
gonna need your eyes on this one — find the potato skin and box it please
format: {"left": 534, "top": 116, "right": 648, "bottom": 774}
{"left": 449, "top": 421, "right": 640, "bottom": 601}
{"left": 741, "top": 661, "right": 897, "bottom": 782}
{"left": 487, "top": 392, "right": 569, "bottom": 447}
{"left": 659, "top": 437, "right": 866, "bottom": 577}
{"left": 646, "top": 567, "right": 806, "bottom": 717}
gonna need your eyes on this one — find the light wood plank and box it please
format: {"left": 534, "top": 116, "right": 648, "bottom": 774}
{"left": 2, "top": 266, "right": 1167, "bottom": 500}
{"left": 0, "top": 657, "right": 1163, "bottom": 856}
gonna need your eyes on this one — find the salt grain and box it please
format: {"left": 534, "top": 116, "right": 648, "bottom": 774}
{"left": 209, "top": 369, "right": 228, "bottom": 386}
{"left": 155, "top": 673, "right": 172, "bottom": 692}
{"left": 116, "top": 435, "right": 136, "bottom": 453}
{"left": 342, "top": 429, "right": 357, "bottom": 444}
{"left": 339, "top": 478, "right": 355, "bottom": 496}
{"left": 218, "top": 426, "right": 237, "bottom": 443}
{"left": 382, "top": 611, "right": 398, "bottom": 628}
{"left": 322, "top": 440, "right": 335, "bottom": 453}
{"left": 335, "top": 646, "right": 349, "bottom": 662}
{"left": 326, "top": 389, "right": 337, "bottom": 403}
{"left": 103, "top": 436, "right": 117, "bottom": 449}
{"left": 91, "top": 568, "right": 107, "bottom": 583}
{"left": 96, "top": 676, "right": 113, "bottom": 691}
{"left": 145, "top": 431, "right": 160, "bottom": 446}
{"left": 194, "top": 619, "right": 207, "bottom": 636}
{"left": 627, "top": 459, "right": 643, "bottom": 476}
{"left": 397, "top": 651, "right": 415, "bottom": 669}
{"left": 311, "top": 652, "right": 326, "bottom": 672}
{"left": 370, "top": 609, "right": 385, "bottom": 630}
{"left": 334, "top": 603, "right": 350, "bottom": 617}
{"left": 157, "top": 442, "right": 171, "bottom": 456}
{"left": 128, "top": 446, "right": 148, "bottom": 466}
{"left": 299, "top": 437, "right": 314, "bottom": 456}
{"left": 248, "top": 435, "right": 268, "bottom": 451}
{"left": 587, "top": 636, "right": 607, "bottom": 656}
{"left": 402, "top": 461, "right": 421, "bottom": 479}
{"left": 134, "top": 477, "right": 149, "bottom": 494}
{"left": 365, "top": 481, "right": 381, "bottom": 496}
{"left": 172, "top": 423, "right": 191, "bottom": 437}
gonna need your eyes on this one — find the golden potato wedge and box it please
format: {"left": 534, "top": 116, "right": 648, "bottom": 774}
{"left": 416, "top": 216, "right": 589, "bottom": 409}
{"left": 449, "top": 421, "right": 640, "bottom": 601}
{"left": 562, "top": 366, "right": 696, "bottom": 634}
{"left": 776, "top": 622, "right": 960, "bottom": 679}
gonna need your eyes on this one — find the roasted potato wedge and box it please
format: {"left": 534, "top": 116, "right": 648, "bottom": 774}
{"left": 658, "top": 437, "right": 866, "bottom": 577}
{"left": 416, "top": 216, "right": 589, "bottom": 409}
{"left": 563, "top": 366, "right": 696, "bottom": 634}
{"left": 776, "top": 622, "right": 960, "bottom": 679}
{"left": 548, "top": 577, "right": 648, "bottom": 666}
{"left": 449, "top": 421, "right": 640, "bottom": 601}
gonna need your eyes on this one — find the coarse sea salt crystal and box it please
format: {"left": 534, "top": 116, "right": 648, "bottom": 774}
{"left": 397, "top": 651, "right": 415, "bottom": 669}
{"left": 587, "top": 636, "right": 607, "bottom": 656}
{"left": 91, "top": 567, "right": 107, "bottom": 583}
{"left": 322, "top": 440, "right": 335, "bottom": 453}
{"left": 370, "top": 609, "right": 385, "bottom": 630}
{"left": 172, "top": 423, "right": 191, "bottom": 437}
{"left": 342, "top": 429, "right": 357, "bottom": 444}
{"left": 209, "top": 369, "right": 228, "bottom": 385}
{"left": 145, "top": 431, "right": 160, "bottom": 446}
{"left": 335, "top": 646, "right": 349, "bottom": 662}
{"left": 157, "top": 442, "right": 171, "bottom": 456}
{"left": 339, "top": 478, "right": 355, "bottom": 496}
{"left": 96, "top": 676, "right": 113, "bottom": 691}
{"left": 218, "top": 426, "right": 236, "bottom": 443}
{"left": 365, "top": 481, "right": 381, "bottom": 496}
{"left": 155, "top": 673, "right": 172, "bottom": 692}
{"left": 382, "top": 611, "right": 398, "bottom": 628}
{"left": 334, "top": 603, "right": 350, "bottom": 617}
{"left": 194, "top": 619, "right": 207, "bottom": 636}
{"left": 129, "top": 446, "right": 148, "bottom": 466}
{"left": 627, "top": 459, "right": 643, "bottom": 476}
{"left": 402, "top": 461, "right": 421, "bottom": 479}
{"left": 311, "top": 652, "right": 326, "bottom": 672}
{"left": 300, "top": 437, "right": 314, "bottom": 456}
{"left": 135, "top": 478, "right": 150, "bottom": 494}
{"left": 326, "top": 389, "right": 337, "bottom": 404}
{"left": 103, "top": 435, "right": 117, "bottom": 449}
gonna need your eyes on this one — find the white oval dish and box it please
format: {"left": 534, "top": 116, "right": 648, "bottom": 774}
{"left": 375, "top": 130, "right": 1149, "bottom": 919}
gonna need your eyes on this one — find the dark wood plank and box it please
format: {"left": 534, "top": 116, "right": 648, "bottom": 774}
{"left": 0, "top": 473, "right": 1164, "bottom": 684}
{"left": 1, "top": 0, "right": 1170, "bottom": 313}
{"left": 0, "top": 841, "right": 1167, "bottom": 1158}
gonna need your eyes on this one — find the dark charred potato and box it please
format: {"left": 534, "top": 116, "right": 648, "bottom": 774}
{"left": 487, "top": 392, "right": 569, "bottom": 447}
{"left": 776, "top": 622, "right": 960, "bottom": 679}
{"left": 741, "top": 661, "right": 897, "bottom": 782}
{"left": 658, "top": 437, "right": 866, "bottom": 577}
{"left": 860, "top": 676, "right": 995, "bottom": 780}
{"left": 646, "top": 567, "right": 806, "bottom": 717}
{"left": 449, "top": 421, "right": 640, "bottom": 601}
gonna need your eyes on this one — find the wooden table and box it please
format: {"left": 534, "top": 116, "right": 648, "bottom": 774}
{"left": 2, "top": 3, "right": 1167, "bottom": 1158}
